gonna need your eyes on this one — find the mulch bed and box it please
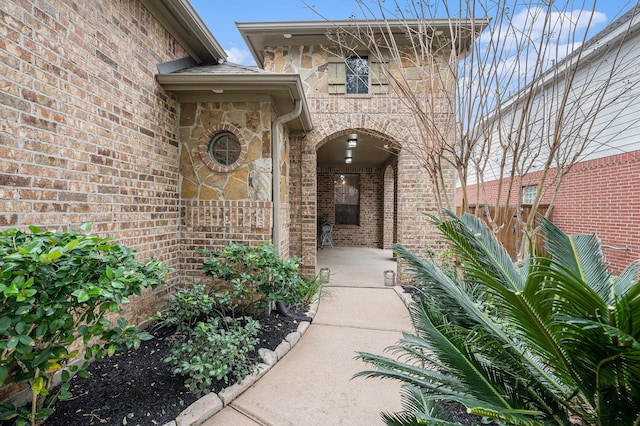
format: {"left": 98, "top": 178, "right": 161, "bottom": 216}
{"left": 43, "top": 306, "right": 308, "bottom": 426}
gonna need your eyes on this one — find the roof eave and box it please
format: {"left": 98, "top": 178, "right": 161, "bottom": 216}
{"left": 156, "top": 73, "right": 313, "bottom": 132}
{"left": 141, "top": 0, "right": 227, "bottom": 64}
{"left": 237, "top": 19, "right": 490, "bottom": 67}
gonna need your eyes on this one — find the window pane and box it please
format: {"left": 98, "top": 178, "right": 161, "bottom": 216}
{"left": 522, "top": 185, "right": 537, "bottom": 204}
{"left": 346, "top": 56, "right": 368, "bottom": 94}
{"left": 334, "top": 174, "right": 360, "bottom": 225}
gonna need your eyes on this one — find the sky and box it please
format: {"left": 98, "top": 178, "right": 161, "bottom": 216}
{"left": 190, "top": 1, "right": 637, "bottom": 66}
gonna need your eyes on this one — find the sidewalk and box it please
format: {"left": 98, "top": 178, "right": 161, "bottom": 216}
{"left": 201, "top": 247, "right": 412, "bottom": 425}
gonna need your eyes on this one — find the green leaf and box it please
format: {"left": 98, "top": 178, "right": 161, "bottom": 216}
{"left": 32, "top": 348, "right": 52, "bottom": 367}
{"left": 0, "top": 366, "right": 8, "bottom": 385}
{"left": 47, "top": 247, "right": 65, "bottom": 261}
{"left": 28, "top": 225, "right": 43, "bottom": 233}
{"left": 35, "top": 322, "right": 48, "bottom": 338}
{"left": 0, "top": 317, "right": 11, "bottom": 333}
{"left": 18, "top": 335, "right": 33, "bottom": 346}
{"left": 6, "top": 336, "right": 19, "bottom": 349}
{"left": 31, "top": 376, "right": 44, "bottom": 395}
{"left": 72, "top": 289, "right": 90, "bottom": 303}
{"left": 15, "top": 305, "right": 31, "bottom": 316}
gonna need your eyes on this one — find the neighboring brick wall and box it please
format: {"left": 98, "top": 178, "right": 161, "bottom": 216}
{"left": 1, "top": 0, "right": 189, "bottom": 322}
{"left": 317, "top": 167, "right": 384, "bottom": 247}
{"left": 458, "top": 151, "right": 640, "bottom": 274}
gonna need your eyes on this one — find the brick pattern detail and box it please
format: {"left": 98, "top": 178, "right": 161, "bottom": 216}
{"left": 179, "top": 199, "right": 273, "bottom": 276}
{"left": 383, "top": 164, "right": 397, "bottom": 249}
{"left": 317, "top": 167, "right": 384, "bottom": 247}
{"left": 459, "top": 151, "right": 640, "bottom": 274}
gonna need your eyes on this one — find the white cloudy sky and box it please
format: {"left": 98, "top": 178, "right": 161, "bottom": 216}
{"left": 190, "top": 0, "right": 636, "bottom": 66}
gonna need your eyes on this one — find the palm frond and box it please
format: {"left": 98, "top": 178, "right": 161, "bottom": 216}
{"left": 539, "top": 217, "right": 611, "bottom": 302}
{"left": 439, "top": 210, "right": 525, "bottom": 292}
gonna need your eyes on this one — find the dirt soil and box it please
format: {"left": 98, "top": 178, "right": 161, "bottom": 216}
{"left": 42, "top": 302, "right": 489, "bottom": 426}
{"left": 44, "top": 307, "right": 308, "bottom": 426}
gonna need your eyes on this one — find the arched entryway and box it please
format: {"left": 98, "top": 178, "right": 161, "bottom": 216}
{"left": 315, "top": 129, "right": 397, "bottom": 250}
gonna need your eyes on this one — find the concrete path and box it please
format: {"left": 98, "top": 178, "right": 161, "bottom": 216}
{"left": 202, "top": 248, "right": 412, "bottom": 425}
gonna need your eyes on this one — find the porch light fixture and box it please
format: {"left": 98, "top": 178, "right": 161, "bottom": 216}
{"left": 347, "top": 133, "right": 357, "bottom": 148}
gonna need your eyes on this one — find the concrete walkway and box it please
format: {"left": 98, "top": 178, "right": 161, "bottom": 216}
{"left": 201, "top": 247, "right": 412, "bottom": 425}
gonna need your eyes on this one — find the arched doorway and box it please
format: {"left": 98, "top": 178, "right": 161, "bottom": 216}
{"left": 315, "top": 130, "right": 396, "bottom": 248}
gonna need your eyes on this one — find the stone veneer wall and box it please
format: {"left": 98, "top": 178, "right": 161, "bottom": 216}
{"left": 1, "top": 0, "right": 188, "bottom": 323}
{"left": 317, "top": 167, "right": 384, "bottom": 247}
{"left": 265, "top": 44, "right": 453, "bottom": 278}
{"left": 177, "top": 100, "right": 283, "bottom": 270}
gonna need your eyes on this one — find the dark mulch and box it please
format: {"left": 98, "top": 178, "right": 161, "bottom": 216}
{"left": 43, "top": 306, "right": 309, "bottom": 426}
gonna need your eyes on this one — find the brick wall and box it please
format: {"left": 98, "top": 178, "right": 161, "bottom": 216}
{"left": 458, "top": 151, "right": 640, "bottom": 274}
{"left": 179, "top": 199, "right": 273, "bottom": 278}
{"left": 383, "top": 164, "right": 396, "bottom": 249}
{"left": 317, "top": 167, "right": 384, "bottom": 247}
{"left": 1, "top": 0, "right": 188, "bottom": 322}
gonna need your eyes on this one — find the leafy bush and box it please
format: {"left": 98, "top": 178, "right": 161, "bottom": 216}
{"left": 0, "top": 225, "right": 167, "bottom": 425}
{"left": 164, "top": 316, "right": 260, "bottom": 397}
{"left": 201, "top": 243, "right": 305, "bottom": 313}
{"left": 162, "top": 244, "right": 309, "bottom": 398}
{"left": 356, "top": 211, "right": 640, "bottom": 425}
{"left": 160, "top": 284, "right": 260, "bottom": 397}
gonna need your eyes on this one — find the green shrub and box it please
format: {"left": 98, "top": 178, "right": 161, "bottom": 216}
{"left": 163, "top": 316, "right": 260, "bottom": 397}
{"left": 201, "top": 243, "right": 305, "bottom": 313}
{"left": 296, "top": 274, "right": 328, "bottom": 304}
{"left": 356, "top": 211, "right": 640, "bottom": 425}
{"left": 0, "top": 225, "right": 167, "bottom": 425}
{"left": 160, "top": 283, "right": 260, "bottom": 397}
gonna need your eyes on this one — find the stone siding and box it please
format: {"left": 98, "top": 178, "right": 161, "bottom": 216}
{"left": 264, "top": 42, "right": 455, "bottom": 278}
{"left": 177, "top": 100, "right": 277, "bottom": 272}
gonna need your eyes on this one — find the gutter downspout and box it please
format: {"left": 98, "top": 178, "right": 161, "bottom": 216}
{"left": 272, "top": 100, "right": 303, "bottom": 255}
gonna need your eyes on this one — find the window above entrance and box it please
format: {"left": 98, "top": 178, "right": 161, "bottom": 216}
{"left": 327, "top": 53, "right": 389, "bottom": 95}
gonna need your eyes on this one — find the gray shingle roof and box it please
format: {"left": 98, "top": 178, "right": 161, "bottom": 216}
{"left": 173, "top": 61, "right": 272, "bottom": 75}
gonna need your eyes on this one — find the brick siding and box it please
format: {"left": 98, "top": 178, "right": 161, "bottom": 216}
{"left": 459, "top": 151, "right": 640, "bottom": 274}
{"left": 1, "top": 0, "right": 188, "bottom": 323}
{"left": 317, "top": 167, "right": 384, "bottom": 247}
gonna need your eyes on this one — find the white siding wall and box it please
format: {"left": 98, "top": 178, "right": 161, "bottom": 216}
{"left": 465, "top": 15, "right": 640, "bottom": 186}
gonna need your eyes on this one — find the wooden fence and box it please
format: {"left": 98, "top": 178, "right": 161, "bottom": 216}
{"left": 455, "top": 205, "right": 550, "bottom": 260}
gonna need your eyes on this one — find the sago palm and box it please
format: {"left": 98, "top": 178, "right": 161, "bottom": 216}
{"left": 356, "top": 211, "right": 640, "bottom": 425}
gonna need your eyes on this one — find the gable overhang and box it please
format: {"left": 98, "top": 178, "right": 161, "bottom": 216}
{"left": 237, "top": 19, "right": 490, "bottom": 67}
{"left": 156, "top": 72, "right": 313, "bottom": 132}
{"left": 140, "top": 0, "right": 226, "bottom": 64}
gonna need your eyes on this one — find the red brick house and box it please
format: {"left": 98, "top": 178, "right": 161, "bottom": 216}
{"left": 457, "top": 6, "right": 640, "bottom": 274}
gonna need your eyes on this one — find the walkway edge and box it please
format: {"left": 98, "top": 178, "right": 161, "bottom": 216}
{"left": 162, "top": 298, "right": 320, "bottom": 426}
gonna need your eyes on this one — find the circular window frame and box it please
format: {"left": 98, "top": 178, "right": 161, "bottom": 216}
{"left": 199, "top": 125, "right": 247, "bottom": 172}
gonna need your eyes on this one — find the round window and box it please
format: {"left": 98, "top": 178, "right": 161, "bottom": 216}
{"left": 208, "top": 132, "right": 241, "bottom": 166}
